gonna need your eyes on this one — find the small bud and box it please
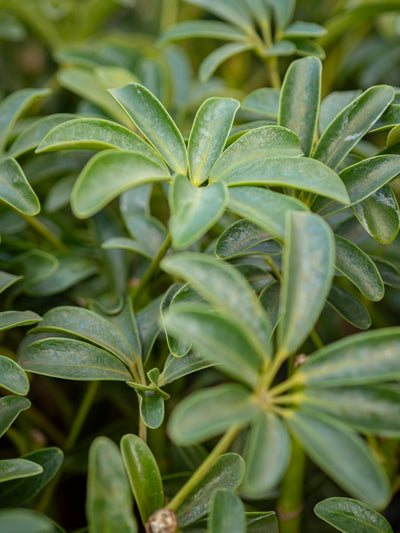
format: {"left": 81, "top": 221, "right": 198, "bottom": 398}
{"left": 145, "top": 508, "right": 178, "bottom": 533}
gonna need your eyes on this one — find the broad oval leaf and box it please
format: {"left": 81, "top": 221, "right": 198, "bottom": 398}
{"left": 209, "top": 489, "right": 246, "bottom": 533}
{"left": 71, "top": 150, "right": 169, "bottom": 218}
{"left": 168, "top": 383, "right": 258, "bottom": 445}
{"left": 138, "top": 391, "right": 164, "bottom": 429}
{"left": 188, "top": 97, "right": 239, "bottom": 185}
{"left": 0, "top": 157, "right": 40, "bottom": 215}
{"left": 120, "top": 433, "right": 164, "bottom": 524}
{"left": 216, "top": 220, "right": 281, "bottom": 259}
{"left": 0, "top": 396, "right": 30, "bottom": 438}
{"left": 0, "top": 459, "right": 42, "bottom": 483}
{"left": 314, "top": 497, "right": 394, "bottom": 533}
{"left": 109, "top": 83, "right": 187, "bottom": 173}
{"left": 0, "top": 310, "right": 42, "bottom": 332}
{"left": 313, "top": 86, "right": 394, "bottom": 169}
{"left": 327, "top": 285, "right": 371, "bottom": 330}
{"left": 277, "top": 212, "right": 335, "bottom": 357}
{"left": 87, "top": 437, "right": 137, "bottom": 533}
{"left": 20, "top": 338, "right": 132, "bottom": 381}
{"left": 199, "top": 43, "right": 254, "bottom": 82}
{"left": 285, "top": 410, "right": 390, "bottom": 509}
{"left": 0, "top": 355, "right": 30, "bottom": 395}
{"left": 279, "top": 56, "right": 321, "bottom": 156}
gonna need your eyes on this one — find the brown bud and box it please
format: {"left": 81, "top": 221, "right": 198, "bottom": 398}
{"left": 145, "top": 508, "right": 178, "bottom": 533}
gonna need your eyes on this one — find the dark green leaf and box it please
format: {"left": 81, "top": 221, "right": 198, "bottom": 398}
{"left": 370, "top": 104, "right": 400, "bottom": 132}
{"left": 215, "top": 220, "right": 281, "bottom": 259}
{"left": 0, "top": 459, "right": 42, "bottom": 483}
{"left": 136, "top": 296, "right": 162, "bottom": 364}
{"left": 0, "top": 271, "right": 21, "bottom": 294}
{"left": 0, "top": 509, "right": 63, "bottom": 533}
{"left": 0, "top": 356, "right": 29, "bottom": 395}
{"left": 0, "top": 157, "right": 40, "bottom": 215}
{"left": 158, "top": 352, "right": 212, "bottom": 386}
{"left": 372, "top": 256, "right": 400, "bottom": 288}
{"left": 209, "top": 489, "right": 245, "bottom": 533}
{"left": 138, "top": 391, "right": 164, "bottom": 429}
{"left": 0, "top": 311, "right": 42, "bottom": 332}
{"left": 0, "top": 396, "right": 30, "bottom": 438}
{"left": 327, "top": 285, "right": 371, "bottom": 330}
{"left": 199, "top": 43, "right": 253, "bottom": 82}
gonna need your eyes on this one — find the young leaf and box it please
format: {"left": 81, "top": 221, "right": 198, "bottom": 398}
{"left": 313, "top": 86, "right": 394, "bottom": 169}
{"left": 0, "top": 356, "right": 29, "bottom": 395}
{"left": 327, "top": 285, "right": 371, "bottom": 330}
{"left": 159, "top": 20, "right": 248, "bottom": 44}
{"left": 120, "top": 434, "right": 164, "bottom": 524}
{"left": 277, "top": 212, "right": 335, "bottom": 357}
{"left": 0, "top": 157, "right": 40, "bottom": 215}
{"left": 167, "top": 383, "right": 258, "bottom": 445}
{"left": 285, "top": 410, "right": 390, "bottom": 509}
{"left": 20, "top": 338, "right": 132, "bottom": 381}
{"left": 87, "top": 437, "right": 137, "bottom": 533}
{"left": 0, "top": 459, "right": 42, "bottom": 483}
{"left": 279, "top": 56, "right": 322, "bottom": 156}
{"left": 314, "top": 497, "right": 394, "bottom": 533}
{"left": 138, "top": 391, "right": 164, "bottom": 429}
{"left": 188, "top": 97, "right": 239, "bottom": 185}
{"left": 209, "top": 489, "right": 246, "bottom": 533}
{"left": 0, "top": 396, "right": 30, "bottom": 438}
{"left": 199, "top": 43, "right": 254, "bottom": 82}
{"left": 71, "top": 150, "right": 169, "bottom": 218}
{"left": 240, "top": 88, "right": 280, "bottom": 118}
{"left": 109, "top": 83, "right": 187, "bottom": 173}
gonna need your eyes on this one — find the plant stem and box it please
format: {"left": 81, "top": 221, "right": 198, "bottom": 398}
{"left": 265, "top": 255, "right": 282, "bottom": 281}
{"left": 310, "top": 328, "right": 324, "bottom": 350}
{"left": 167, "top": 425, "right": 241, "bottom": 512}
{"left": 65, "top": 381, "right": 99, "bottom": 451}
{"left": 22, "top": 214, "right": 68, "bottom": 252}
{"left": 269, "top": 373, "right": 301, "bottom": 397}
{"left": 257, "top": 17, "right": 281, "bottom": 89}
{"left": 139, "top": 416, "right": 147, "bottom": 443}
{"left": 259, "top": 348, "right": 287, "bottom": 392}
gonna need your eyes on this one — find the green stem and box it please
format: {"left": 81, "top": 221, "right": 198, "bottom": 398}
{"left": 22, "top": 214, "right": 68, "bottom": 252}
{"left": 167, "top": 425, "right": 241, "bottom": 513}
{"left": 160, "top": 0, "right": 179, "bottom": 32}
{"left": 310, "top": 329, "right": 324, "bottom": 350}
{"left": 265, "top": 255, "right": 282, "bottom": 281}
{"left": 28, "top": 406, "right": 66, "bottom": 447}
{"left": 139, "top": 416, "right": 147, "bottom": 443}
{"left": 258, "top": 348, "right": 287, "bottom": 392}
{"left": 257, "top": 16, "right": 281, "bottom": 89}
{"left": 65, "top": 381, "right": 99, "bottom": 451}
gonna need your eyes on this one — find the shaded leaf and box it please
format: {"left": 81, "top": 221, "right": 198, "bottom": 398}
{"left": 158, "top": 20, "right": 248, "bottom": 44}
{"left": 0, "top": 396, "right": 30, "bottom": 438}
{"left": 158, "top": 352, "right": 212, "bottom": 386}
{"left": 0, "top": 311, "right": 42, "bottom": 332}
{"left": 372, "top": 256, "right": 400, "bottom": 288}
{"left": 0, "top": 459, "right": 42, "bottom": 483}
{"left": 199, "top": 43, "right": 253, "bottom": 82}
{"left": 318, "top": 90, "right": 362, "bottom": 134}
{"left": 0, "top": 356, "right": 29, "bottom": 395}
{"left": 281, "top": 21, "right": 326, "bottom": 38}
{"left": 0, "top": 271, "right": 21, "bottom": 294}
{"left": 259, "top": 281, "right": 280, "bottom": 331}
{"left": 209, "top": 489, "right": 245, "bottom": 533}
{"left": 215, "top": 220, "right": 281, "bottom": 259}
{"left": 0, "top": 509, "right": 63, "bottom": 533}
{"left": 240, "top": 88, "right": 280, "bottom": 118}
{"left": 327, "top": 285, "right": 371, "bottom": 330}
{"left": 138, "top": 391, "right": 164, "bottom": 429}
{"left": 184, "top": 0, "right": 253, "bottom": 31}
{"left": 0, "top": 157, "right": 40, "bottom": 215}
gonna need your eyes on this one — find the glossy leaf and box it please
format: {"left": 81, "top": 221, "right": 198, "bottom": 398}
{"left": 209, "top": 489, "right": 246, "bottom": 533}
{"left": 215, "top": 220, "right": 281, "bottom": 259}
{"left": 0, "top": 310, "right": 41, "bottom": 332}
{"left": 0, "top": 459, "right": 42, "bottom": 483}
{"left": 0, "top": 509, "right": 63, "bottom": 533}
{"left": 318, "top": 90, "right": 362, "bottom": 134}
{"left": 176, "top": 453, "right": 245, "bottom": 526}
{"left": 327, "top": 285, "right": 371, "bottom": 330}
{"left": 199, "top": 43, "right": 253, "bottom": 82}
{"left": 241, "top": 412, "right": 291, "bottom": 497}
{"left": 286, "top": 410, "right": 390, "bottom": 509}
{"left": 277, "top": 212, "right": 335, "bottom": 357}
{"left": 71, "top": 150, "right": 169, "bottom": 218}
{"left": 158, "top": 352, "right": 213, "bottom": 386}
{"left": 184, "top": 0, "right": 253, "bottom": 31}
{"left": 313, "top": 86, "right": 394, "bottom": 169}
{"left": 158, "top": 20, "right": 248, "bottom": 44}
{"left": 314, "top": 497, "right": 394, "bottom": 533}
{"left": 168, "top": 383, "right": 258, "bottom": 445}
{"left": 138, "top": 391, "right": 164, "bottom": 429}
{"left": 188, "top": 97, "right": 239, "bottom": 185}
{"left": 0, "top": 396, "right": 30, "bottom": 438}
{"left": 0, "top": 356, "right": 29, "bottom": 395}
{"left": 210, "top": 126, "right": 302, "bottom": 182}
{"left": 87, "top": 437, "right": 137, "bottom": 533}
{"left": 120, "top": 433, "right": 164, "bottom": 524}
{"left": 227, "top": 186, "right": 308, "bottom": 240}
{"left": 240, "top": 88, "right": 280, "bottom": 118}
{"left": 371, "top": 104, "right": 400, "bottom": 132}
{"left": 169, "top": 174, "right": 227, "bottom": 248}
{"left": 335, "top": 235, "right": 384, "bottom": 301}
{"left": 20, "top": 338, "right": 132, "bottom": 381}
{"left": 110, "top": 83, "right": 187, "bottom": 173}
{"left": 279, "top": 56, "right": 321, "bottom": 156}
{"left": 0, "top": 157, "right": 40, "bottom": 215}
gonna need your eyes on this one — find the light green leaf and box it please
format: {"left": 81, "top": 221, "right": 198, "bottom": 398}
{"left": 168, "top": 383, "right": 258, "bottom": 445}
{"left": 138, "top": 391, "right": 164, "bottom": 429}
{"left": 0, "top": 459, "right": 42, "bottom": 483}
{"left": 215, "top": 220, "right": 281, "bottom": 259}
{"left": 161, "top": 252, "right": 272, "bottom": 360}
{"left": 0, "top": 157, "right": 40, "bottom": 215}
{"left": 170, "top": 174, "right": 227, "bottom": 248}
{"left": 319, "top": 90, "right": 362, "bottom": 135}
{"left": 158, "top": 20, "right": 248, "bottom": 44}
{"left": 0, "top": 311, "right": 42, "bottom": 332}
{"left": 184, "top": 0, "right": 253, "bottom": 31}
{"left": 263, "top": 40, "right": 296, "bottom": 56}
{"left": 0, "top": 356, "right": 29, "bottom": 395}
{"left": 0, "top": 509, "right": 63, "bottom": 533}
{"left": 209, "top": 489, "right": 245, "bottom": 533}
{"left": 277, "top": 212, "right": 335, "bottom": 357}
{"left": 199, "top": 43, "right": 254, "bottom": 82}
{"left": 120, "top": 434, "right": 164, "bottom": 524}
{"left": 158, "top": 352, "right": 212, "bottom": 386}
{"left": 279, "top": 56, "right": 321, "bottom": 156}
{"left": 286, "top": 410, "right": 390, "bottom": 509}
{"left": 292, "top": 38, "right": 325, "bottom": 59}
{"left": 87, "top": 437, "right": 137, "bottom": 533}
{"left": 20, "top": 338, "right": 132, "bottom": 381}
{"left": 228, "top": 186, "right": 308, "bottom": 240}
{"left": 334, "top": 235, "right": 384, "bottom": 301}
{"left": 210, "top": 126, "right": 302, "bottom": 182}
{"left": 296, "top": 327, "right": 400, "bottom": 387}
{"left": 281, "top": 21, "right": 327, "bottom": 38}
{"left": 266, "top": 0, "right": 295, "bottom": 30}
{"left": 109, "top": 83, "right": 187, "bottom": 173}
{"left": 240, "top": 88, "right": 280, "bottom": 118}
{"left": 188, "top": 98, "right": 239, "bottom": 185}
{"left": 177, "top": 453, "right": 245, "bottom": 526}
{"left": 0, "top": 396, "right": 30, "bottom": 438}
{"left": 71, "top": 150, "right": 169, "bottom": 218}
{"left": 241, "top": 412, "right": 290, "bottom": 497}
{"left": 387, "top": 123, "right": 400, "bottom": 147}
{"left": 314, "top": 497, "right": 394, "bottom": 533}
{"left": 327, "top": 285, "right": 371, "bottom": 330}
{"left": 313, "top": 86, "right": 394, "bottom": 169}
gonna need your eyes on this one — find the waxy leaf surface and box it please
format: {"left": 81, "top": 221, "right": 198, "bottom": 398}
{"left": 0, "top": 157, "right": 40, "bottom": 215}
{"left": 0, "top": 396, "right": 30, "bottom": 438}
{"left": 209, "top": 490, "right": 246, "bottom": 533}
{"left": 0, "top": 356, "right": 29, "bottom": 395}
{"left": 0, "top": 459, "right": 42, "bottom": 483}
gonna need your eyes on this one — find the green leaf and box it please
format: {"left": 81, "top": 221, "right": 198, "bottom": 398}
{"left": 0, "top": 88, "right": 50, "bottom": 153}
{"left": 109, "top": 83, "right": 187, "bottom": 173}
{"left": 158, "top": 20, "right": 248, "bottom": 44}
{"left": 241, "top": 412, "right": 291, "bottom": 497}
{"left": 184, "top": 0, "right": 253, "bottom": 31}
{"left": 227, "top": 186, "right": 308, "bottom": 240}
{"left": 177, "top": 453, "right": 245, "bottom": 526}
{"left": 120, "top": 433, "right": 164, "bottom": 524}
{"left": 32, "top": 306, "right": 135, "bottom": 371}
{"left": 0, "top": 157, "right": 40, "bottom": 215}
{"left": 210, "top": 126, "right": 302, "bottom": 182}
{"left": 259, "top": 281, "right": 280, "bottom": 331}
{"left": 168, "top": 383, "right": 258, "bottom": 445}
{"left": 318, "top": 90, "right": 362, "bottom": 135}
{"left": 215, "top": 220, "right": 281, "bottom": 259}
{"left": 36, "top": 118, "right": 166, "bottom": 167}
{"left": 20, "top": 338, "right": 132, "bottom": 381}
{"left": 279, "top": 56, "right": 321, "bottom": 156}
{"left": 169, "top": 174, "right": 227, "bottom": 249}
{"left": 209, "top": 489, "right": 246, "bottom": 533}
{"left": 297, "top": 327, "right": 400, "bottom": 387}
{"left": 370, "top": 104, "right": 400, "bottom": 132}
{"left": 0, "top": 459, "right": 42, "bottom": 483}
{"left": 199, "top": 43, "right": 254, "bottom": 82}
{"left": 281, "top": 21, "right": 327, "bottom": 38}
{"left": 277, "top": 212, "right": 335, "bottom": 357}
{"left": 292, "top": 38, "right": 325, "bottom": 59}
{"left": 136, "top": 296, "right": 162, "bottom": 364}
{"left": 0, "top": 311, "right": 42, "bottom": 332}
{"left": 87, "top": 437, "right": 137, "bottom": 533}
{"left": 0, "top": 356, "right": 29, "bottom": 395}
{"left": 0, "top": 271, "right": 21, "bottom": 294}
{"left": 158, "top": 352, "right": 212, "bottom": 386}
{"left": 161, "top": 252, "right": 272, "bottom": 360}
{"left": 314, "top": 497, "right": 394, "bottom": 533}
{"left": 71, "top": 150, "right": 169, "bottom": 218}
{"left": 163, "top": 303, "right": 261, "bottom": 387}
{"left": 266, "top": 0, "right": 295, "bottom": 30}
{"left": 300, "top": 384, "right": 400, "bottom": 438}
{"left": 138, "top": 391, "right": 164, "bottom": 429}
{"left": 0, "top": 396, "right": 30, "bottom": 438}
{"left": 0, "top": 448, "right": 63, "bottom": 507}
{"left": 286, "top": 410, "right": 390, "bottom": 509}
{"left": 188, "top": 98, "right": 239, "bottom": 185}
{"left": 352, "top": 186, "right": 400, "bottom": 244}
{"left": 240, "top": 88, "right": 280, "bottom": 118}
{"left": 263, "top": 40, "right": 296, "bottom": 56}
{"left": 0, "top": 509, "right": 63, "bottom": 533}
{"left": 247, "top": 512, "right": 279, "bottom": 532}
{"left": 372, "top": 256, "right": 400, "bottom": 288}
{"left": 327, "top": 285, "right": 371, "bottom": 330}
{"left": 313, "top": 86, "right": 394, "bottom": 169}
